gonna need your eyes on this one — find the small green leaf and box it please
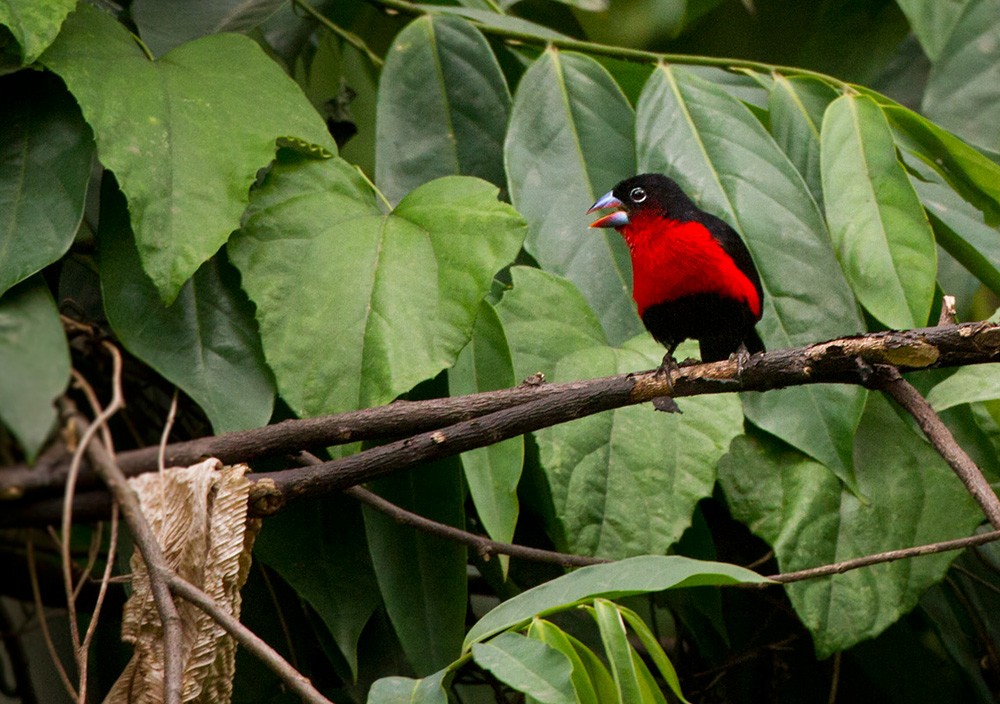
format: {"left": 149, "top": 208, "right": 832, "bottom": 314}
{"left": 820, "top": 93, "right": 937, "bottom": 329}
{"left": 254, "top": 496, "right": 381, "bottom": 680}
{"left": 617, "top": 605, "right": 689, "bottom": 703}
{"left": 494, "top": 266, "right": 606, "bottom": 382}
{"left": 636, "top": 63, "right": 865, "bottom": 488}
{"left": 449, "top": 302, "right": 523, "bottom": 556}
{"left": 505, "top": 48, "right": 640, "bottom": 344}
{"left": 718, "top": 394, "right": 982, "bottom": 657}
{"left": 40, "top": 3, "right": 335, "bottom": 303}
{"left": 0, "top": 0, "right": 75, "bottom": 63}
{"left": 591, "top": 599, "right": 644, "bottom": 704}
{"left": 0, "top": 71, "right": 93, "bottom": 298}
{"left": 471, "top": 632, "right": 577, "bottom": 704}
{"left": 536, "top": 337, "right": 743, "bottom": 558}
{"left": 363, "top": 457, "right": 467, "bottom": 676}
{"left": 230, "top": 155, "right": 526, "bottom": 418}
{"left": 376, "top": 15, "right": 511, "bottom": 205}
{"left": 464, "top": 555, "right": 768, "bottom": 649}
{"left": 927, "top": 365, "right": 1000, "bottom": 411}
{"left": 367, "top": 669, "right": 450, "bottom": 704}
{"left": 0, "top": 277, "right": 70, "bottom": 460}
{"left": 99, "top": 178, "right": 275, "bottom": 434}
{"left": 527, "top": 619, "right": 601, "bottom": 704}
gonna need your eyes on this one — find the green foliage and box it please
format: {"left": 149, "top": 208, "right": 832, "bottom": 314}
{"left": 3, "top": 0, "right": 1000, "bottom": 702}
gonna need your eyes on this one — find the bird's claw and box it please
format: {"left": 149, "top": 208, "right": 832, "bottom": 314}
{"left": 652, "top": 351, "right": 682, "bottom": 413}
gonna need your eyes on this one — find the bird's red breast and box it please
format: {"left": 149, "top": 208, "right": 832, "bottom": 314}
{"left": 620, "top": 211, "right": 762, "bottom": 320}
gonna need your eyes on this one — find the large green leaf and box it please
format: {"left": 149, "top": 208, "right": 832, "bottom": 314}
{"left": 927, "top": 365, "right": 1000, "bottom": 411}
{"left": 99, "top": 178, "right": 275, "bottom": 434}
{"left": 718, "top": 394, "right": 982, "bottom": 657}
{"left": 0, "top": 0, "right": 75, "bottom": 63}
{"left": 0, "top": 71, "right": 93, "bottom": 298}
{"left": 40, "top": 3, "right": 335, "bottom": 304}
{"left": 820, "top": 93, "right": 937, "bottom": 329}
{"left": 363, "top": 457, "right": 467, "bottom": 676}
{"left": 505, "top": 48, "right": 640, "bottom": 345}
{"left": 923, "top": 0, "right": 1000, "bottom": 154}
{"left": 230, "top": 155, "right": 526, "bottom": 417}
{"left": 254, "top": 496, "right": 381, "bottom": 679}
{"left": 131, "top": 0, "right": 285, "bottom": 55}
{"left": 635, "top": 64, "right": 866, "bottom": 488}
{"left": 449, "top": 301, "right": 523, "bottom": 553}
{"left": 0, "top": 277, "right": 70, "bottom": 460}
{"left": 471, "top": 632, "right": 577, "bottom": 704}
{"left": 535, "top": 337, "right": 743, "bottom": 559}
{"left": 376, "top": 15, "right": 510, "bottom": 205}
{"left": 367, "top": 669, "right": 450, "bottom": 704}
{"left": 895, "top": 0, "right": 971, "bottom": 60}
{"left": 464, "top": 555, "right": 768, "bottom": 648}
{"left": 494, "top": 266, "right": 606, "bottom": 383}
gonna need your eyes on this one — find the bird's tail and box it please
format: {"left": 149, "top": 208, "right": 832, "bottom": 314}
{"left": 743, "top": 328, "right": 765, "bottom": 355}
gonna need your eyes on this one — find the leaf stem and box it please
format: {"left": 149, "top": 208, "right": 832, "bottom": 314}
{"left": 293, "top": 0, "right": 385, "bottom": 68}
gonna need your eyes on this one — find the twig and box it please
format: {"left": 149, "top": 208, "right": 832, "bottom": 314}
{"left": 68, "top": 344, "right": 185, "bottom": 704}
{"left": 26, "top": 540, "right": 78, "bottom": 701}
{"left": 165, "top": 575, "right": 333, "bottom": 704}
{"left": 158, "top": 388, "right": 179, "bottom": 474}
{"left": 875, "top": 367, "right": 1000, "bottom": 529}
{"left": 766, "top": 529, "right": 1000, "bottom": 583}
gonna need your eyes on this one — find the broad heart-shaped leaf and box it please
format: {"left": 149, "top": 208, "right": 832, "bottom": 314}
{"left": 0, "top": 277, "right": 70, "bottom": 460}
{"left": 99, "top": 178, "right": 275, "bottom": 434}
{"left": 894, "top": 0, "right": 971, "bottom": 61}
{"left": 363, "top": 456, "right": 467, "bottom": 676}
{"left": 494, "top": 266, "right": 607, "bottom": 383}
{"left": 922, "top": 0, "right": 1000, "bottom": 154}
{"left": 820, "top": 94, "right": 937, "bottom": 330}
{"left": 0, "top": 0, "right": 75, "bottom": 63}
{"left": 465, "top": 555, "right": 768, "bottom": 648}
{"left": 717, "top": 393, "right": 982, "bottom": 657}
{"left": 40, "top": 3, "right": 335, "bottom": 304}
{"left": 229, "top": 155, "right": 526, "bottom": 418}
{"left": 471, "top": 632, "right": 576, "bottom": 704}
{"left": 0, "top": 71, "right": 93, "bottom": 298}
{"left": 131, "top": 0, "right": 285, "bottom": 55}
{"left": 449, "top": 301, "right": 523, "bottom": 557}
{"left": 767, "top": 75, "right": 838, "bottom": 209}
{"left": 505, "top": 48, "right": 641, "bottom": 345}
{"left": 927, "top": 365, "right": 1000, "bottom": 411}
{"left": 635, "top": 64, "right": 866, "bottom": 488}
{"left": 536, "top": 337, "right": 743, "bottom": 559}
{"left": 254, "top": 495, "right": 381, "bottom": 680}
{"left": 367, "top": 669, "right": 449, "bottom": 704}
{"left": 376, "top": 15, "right": 511, "bottom": 206}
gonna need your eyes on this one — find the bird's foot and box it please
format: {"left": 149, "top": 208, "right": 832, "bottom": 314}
{"left": 652, "top": 352, "right": 682, "bottom": 413}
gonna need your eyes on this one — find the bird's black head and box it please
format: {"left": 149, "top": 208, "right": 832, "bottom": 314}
{"left": 588, "top": 173, "right": 698, "bottom": 228}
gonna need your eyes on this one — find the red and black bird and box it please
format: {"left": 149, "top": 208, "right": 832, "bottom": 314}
{"left": 588, "top": 173, "right": 765, "bottom": 364}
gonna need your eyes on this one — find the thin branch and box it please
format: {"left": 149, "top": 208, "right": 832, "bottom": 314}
{"left": 766, "top": 529, "right": 1000, "bottom": 584}
{"left": 26, "top": 540, "right": 78, "bottom": 701}
{"left": 165, "top": 575, "right": 333, "bottom": 704}
{"left": 875, "top": 367, "right": 1000, "bottom": 529}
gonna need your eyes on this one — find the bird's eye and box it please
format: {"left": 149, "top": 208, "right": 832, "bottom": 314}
{"left": 629, "top": 187, "right": 647, "bottom": 203}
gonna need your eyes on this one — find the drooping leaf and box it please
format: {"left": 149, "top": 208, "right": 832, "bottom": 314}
{"left": 230, "top": 154, "right": 526, "bottom": 418}
{"left": 376, "top": 15, "right": 510, "bottom": 205}
{"left": 99, "top": 178, "right": 275, "bottom": 434}
{"left": 505, "top": 48, "right": 640, "bottom": 345}
{"left": 131, "top": 0, "right": 286, "bottom": 55}
{"left": 718, "top": 394, "right": 982, "bottom": 657}
{"left": 367, "top": 669, "right": 450, "bottom": 704}
{"left": 449, "top": 301, "right": 523, "bottom": 558}
{"left": 471, "top": 632, "right": 577, "bottom": 704}
{"left": 923, "top": 0, "right": 1000, "bottom": 154}
{"left": 254, "top": 496, "right": 381, "bottom": 679}
{"left": 0, "top": 0, "right": 75, "bottom": 63}
{"left": 40, "top": 3, "right": 335, "bottom": 303}
{"left": 494, "top": 266, "right": 606, "bottom": 383}
{"left": 820, "top": 93, "right": 937, "bottom": 329}
{"left": 927, "top": 365, "right": 1000, "bottom": 411}
{"left": 363, "top": 457, "right": 467, "bottom": 676}
{"left": 536, "top": 337, "right": 743, "bottom": 559}
{"left": 635, "top": 63, "right": 865, "bottom": 488}
{"left": 0, "top": 71, "right": 93, "bottom": 298}
{"left": 464, "top": 555, "right": 768, "bottom": 648}
{"left": 894, "top": 0, "right": 971, "bottom": 60}
{"left": 0, "top": 277, "right": 70, "bottom": 460}
{"left": 617, "top": 604, "right": 689, "bottom": 703}
{"left": 526, "top": 619, "right": 605, "bottom": 704}
{"left": 591, "top": 599, "right": 645, "bottom": 704}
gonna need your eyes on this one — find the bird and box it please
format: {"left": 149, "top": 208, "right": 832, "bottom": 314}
{"left": 588, "top": 173, "right": 765, "bottom": 369}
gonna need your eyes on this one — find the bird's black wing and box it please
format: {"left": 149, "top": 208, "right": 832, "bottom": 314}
{"left": 700, "top": 212, "right": 765, "bottom": 310}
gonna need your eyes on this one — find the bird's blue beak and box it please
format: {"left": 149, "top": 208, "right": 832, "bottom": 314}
{"left": 587, "top": 191, "right": 628, "bottom": 228}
